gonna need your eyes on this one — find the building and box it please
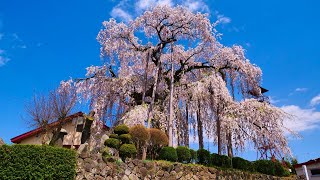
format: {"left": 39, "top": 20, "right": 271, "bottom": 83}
{"left": 11, "top": 112, "right": 109, "bottom": 149}
{"left": 294, "top": 158, "right": 320, "bottom": 180}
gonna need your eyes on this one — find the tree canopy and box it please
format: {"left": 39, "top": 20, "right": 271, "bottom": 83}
{"left": 61, "top": 5, "right": 296, "bottom": 158}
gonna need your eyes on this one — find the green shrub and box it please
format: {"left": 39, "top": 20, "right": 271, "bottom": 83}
{"left": 119, "top": 144, "right": 137, "bottom": 160}
{"left": 197, "top": 149, "right": 210, "bottom": 165}
{"left": 114, "top": 124, "right": 129, "bottom": 135}
{"left": 159, "top": 147, "right": 178, "bottom": 162}
{"left": 253, "top": 160, "right": 290, "bottom": 177}
{"left": 0, "top": 145, "right": 76, "bottom": 179}
{"left": 104, "top": 138, "right": 120, "bottom": 149}
{"left": 176, "top": 146, "right": 191, "bottom": 163}
{"left": 232, "top": 157, "right": 254, "bottom": 172}
{"left": 109, "top": 134, "right": 118, "bottom": 139}
{"left": 119, "top": 134, "right": 132, "bottom": 144}
{"left": 211, "top": 153, "right": 232, "bottom": 168}
{"left": 189, "top": 149, "right": 197, "bottom": 163}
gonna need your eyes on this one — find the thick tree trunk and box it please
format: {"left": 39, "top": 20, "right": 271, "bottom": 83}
{"left": 197, "top": 100, "right": 204, "bottom": 149}
{"left": 147, "top": 61, "right": 161, "bottom": 128}
{"left": 49, "top": 120, "right": 63, "bottom": 146}
{"left": 227, "top": 133, "right": 233, "bottom": 157}
{"left": 142, "top": 50, "right": 150, "bottom": 104}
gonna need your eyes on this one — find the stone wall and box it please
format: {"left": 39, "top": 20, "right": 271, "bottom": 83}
{"left": 76, "top": 154, "right": 297, "bottom": 180}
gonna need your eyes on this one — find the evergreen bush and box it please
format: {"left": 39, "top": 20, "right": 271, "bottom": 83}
{"left": 253, "top": 160, "right": 290, "bottom": 177}
{"left": 0, "top": 145, "right": 76, "bottom": 179}
{"left": 176, "top": 146, "right": 191, "bottom": 163}
{"left": 109, "top": 134, "right": 118, "bottom": 139}
{"left": 114, "top": 124, "right": 129, "bottom": 135}
{"left": 197, "top": 149, "right": 210, "bottom": 165}
{"left": 118, "top": 134, "right": 132, "bottom": 144}
{"left": 211, "top": 153, "right": 232, "bottom": 168}
{"left": 159, "top": 147, "right": 178, "bottom": 162}
{"left": 104, "top": 138, "right": 121, "bottom": 149}
{"left": 232, "top": 157, "right": 254, "bottom": 171}
{"left": 119, "top": 144, "right": 137, "bottom": 160}
{"left": 189, "top": 149, "right": 197, "bottom": 163}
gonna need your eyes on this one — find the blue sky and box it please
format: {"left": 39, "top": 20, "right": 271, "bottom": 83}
{"left": 1, "top": 0, "right": 320, "bottom": 162}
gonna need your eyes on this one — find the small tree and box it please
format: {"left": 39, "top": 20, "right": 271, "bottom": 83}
{"left": 129, "top": 125, "right": 150, "bottom": 160}
{"left": 25, "top": 81, "right": 76, "bottom": 146}
{"left": 148, "top": 128, "right": 168, "bottom": 159}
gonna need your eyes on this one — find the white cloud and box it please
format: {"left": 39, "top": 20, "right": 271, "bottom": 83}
{"left": 310, "top": 94, "right": 320, "bottom": 106}
{"left": 0, "top": 49, "right": 10, "bottom": 67}
{"left": 110, "top": 7, "right": 133, "bottom": 22}
{"left": 215, "top": 11, "right": 231, "bottom": 25}
{"left": 183, "top": 0, "right": 208, "bottom": 12}
{"left": 113, "top": 0, "right": 210, "bottom": 22}
{"left": 157, "top": 0, "right": 173, "bottom": 7}
{"left": 281, "top": 105, "right": 320, "bottom": 132}
{"left": 218, "top": 16, "right": 231, "bottom": 24}
{"left": 295, "top": 88, "right": 308, "bottom": 92}
{"left": 136, "top": 0, "right": 156, "bottom": 11}
{"left": 269, "top": 96, "right": 280, "bottom": 104}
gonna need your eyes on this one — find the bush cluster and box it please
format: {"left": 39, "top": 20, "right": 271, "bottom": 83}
{"left": 189, "top": 149, "right": 197, "bottom": 163}
{"left": 109, "top": 134, "right": 118, "bottom": 139}
{"left": 211, "top": 153, "right": 232, "bottom": 168}
{"left": 104, "top": 138, "right": 121, "bottom": 149}
{"left": 119, "top": 134, "right": 132, "bottom": 144}
{"left": 176, "top": 146, "right": 191, "bottom": 163}
{"left": 114, "top": 124, "right": 129, "bottom": 135}
{"left": 156, "top": 146, "right": 290, "bottom": 177}
{"left": 159, "top": 147, "right": 177, "bottom": 162}
{"left": 119, "top": 144, "right": 137, "bottom": 160}
{"left": 105, "top": 124, "right": 137, "bottom": 161}
{"left": 0, "top": 145, "right": 76, "bottom": 179}
{"left": 197, "top": 149, "right": 211, "bottom": 165}
{"left": 232, "top": 157, "right": 254, "bottom": 172}
{"left": 253, "top": 160, "right": 290, "bottom": 177}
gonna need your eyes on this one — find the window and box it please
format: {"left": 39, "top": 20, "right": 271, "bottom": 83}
{"left": 311, "top": 168, "right": 320, "bottom": 176}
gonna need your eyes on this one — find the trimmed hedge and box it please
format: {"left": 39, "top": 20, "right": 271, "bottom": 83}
{"left": 109, "top": 134, "right": 119, "bottom": 139}
{"left": 104, "top": 138, "right": 121, "bottom": 149}
{"left": 176, "top": 146, "right": 191, "bottom": 163}
{"left": 232, "top": 157, "right": 254, "bottom": 172}
{"left": 114, "top": 124, "right": 129, "bottom": 135}
{"left": 197, "top": 149, "right": 210, "bottom": 165}
{"left": 159, "top": 147, "right": 177, "bottom": 162}
{"left": 211, "top": 153, "right": 232, "bottom": 168}
{"left": 118, "top": 134, "right": 132, "bottom": 144}
{"left": 189, "top": 149, "right": 197, "bottom": 163}
{"left": 0, "top": 145, "right": 76, "bottom": 180}
{"left": 254, "top": 160, "right": 290, "bottom": 177}
{"left": 119, "top": 144, "right": 137, "bottom": 160}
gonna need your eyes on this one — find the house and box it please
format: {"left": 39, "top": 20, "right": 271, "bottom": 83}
{"left": 294, "top": 158, "right": 320, "bottom": 180}
{"left": 11, "top": 112, "right": 109, "bottom": 149}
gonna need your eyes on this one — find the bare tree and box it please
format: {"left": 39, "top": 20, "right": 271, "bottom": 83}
{"left": 49, "top": 84, "right": 77, "bottom": 145}
{"left": 25, "top": 82, "right": 77, "bottom": 146}
{"left": 25, "top": 93, "right": 54, "bottom": 144}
